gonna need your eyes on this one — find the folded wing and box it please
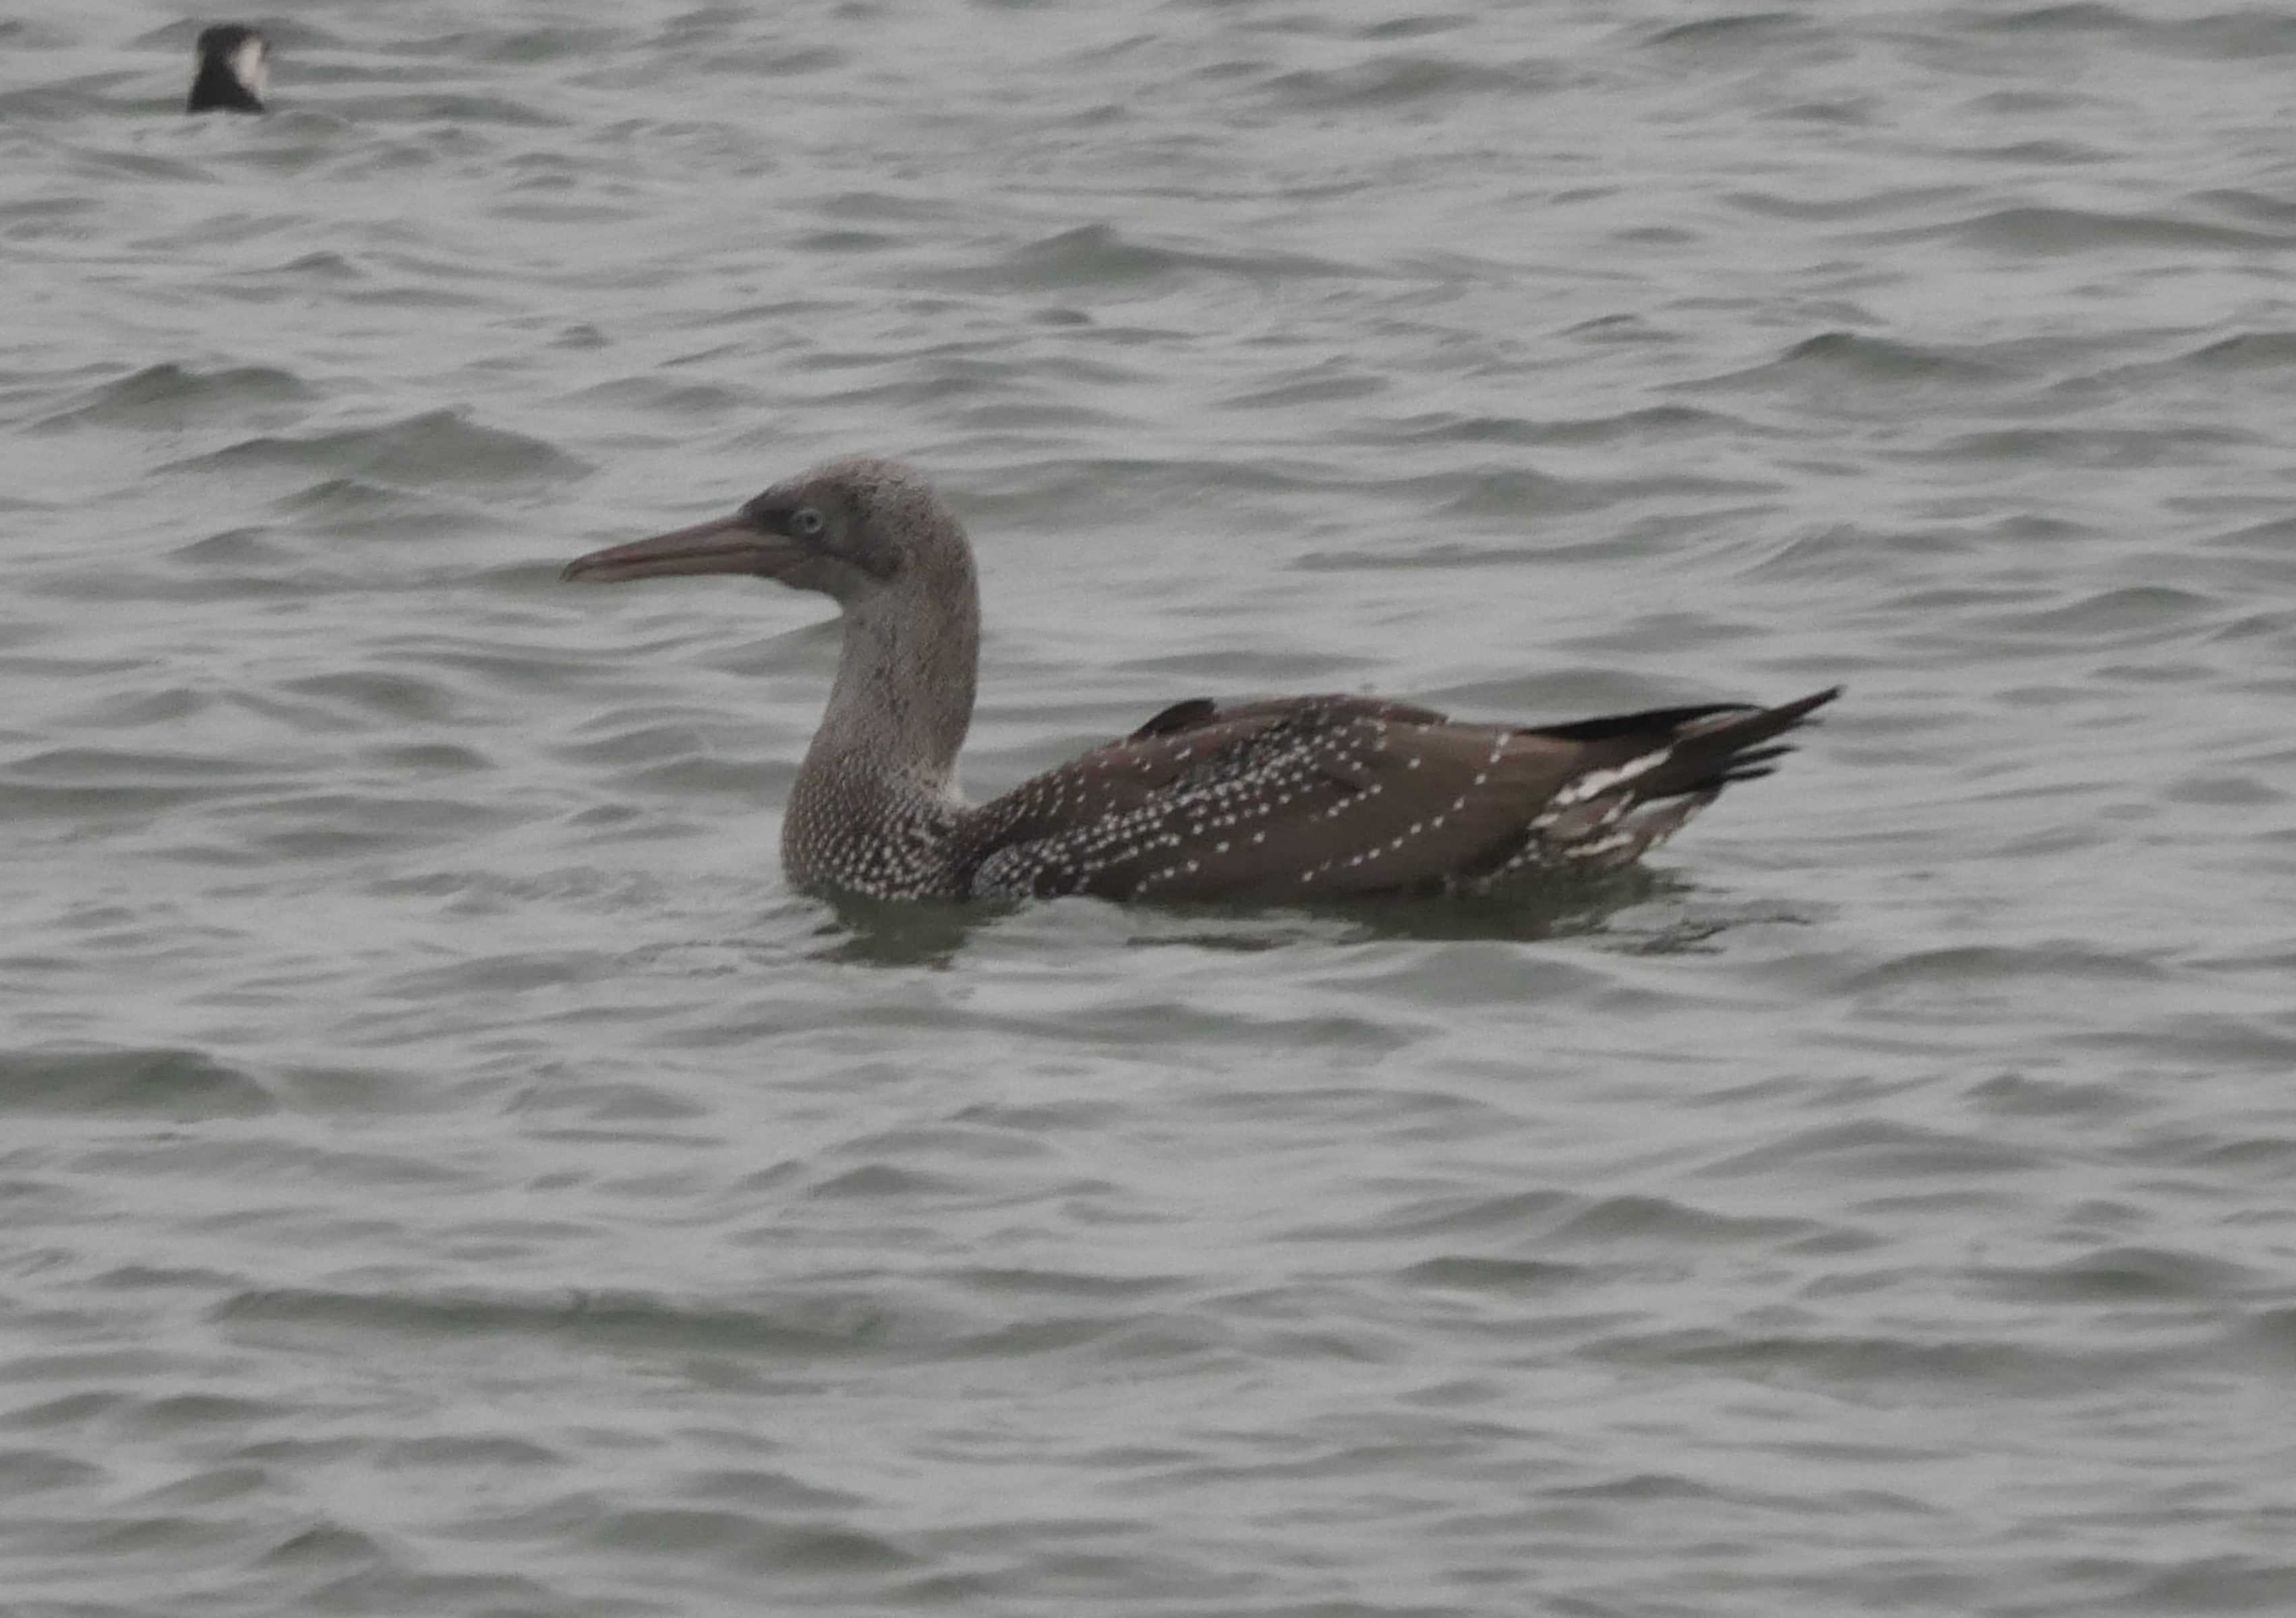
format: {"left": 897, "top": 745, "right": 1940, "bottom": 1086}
{"left": 955, "top": 686, "right": 1839, "bottom": 901}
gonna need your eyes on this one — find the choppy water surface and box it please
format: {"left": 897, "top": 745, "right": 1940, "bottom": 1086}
{"left": 7, "top": 2, "right": 2296, "bottom": 1613}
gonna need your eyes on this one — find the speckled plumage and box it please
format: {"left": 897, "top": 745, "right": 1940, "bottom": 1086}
{"left": 563, "top": 458, "right": 1840, "bottom": 903}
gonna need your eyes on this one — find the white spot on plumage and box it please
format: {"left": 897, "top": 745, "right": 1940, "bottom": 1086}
{"left": 572, "top": 460, "right": 1830, "bottom": 902}
{"left": 1552, "top": 746, "right": 1672, "bottom": 808}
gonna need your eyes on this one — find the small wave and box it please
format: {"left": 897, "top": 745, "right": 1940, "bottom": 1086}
{"left": 1980, "top": 4, "right": 2296, "bottom": 61}
{"left": 210, "top": 1278, "right": 1229, "bottom": 1376}
{"left": 1982, "top": 583, "right": 2221, "bottom": 641}
{"left": 1260, "top": 53, "right": 1546, "bottom": 111}
{"left": 1917, "top": 205, "right": 2295, "bottom": 254}
{"left": 1699, "top": 331, "right": 2022, "bottom": 391}
{"left": 1707, "top": 1118, "right": 2055, "bottom": 1180}
{"left": 0, "top": 1046, "right": 273, "bottom": 1118}
{"left": 212, "top": 1285, "right": 908, "bottom": 1356}
{"left": 1941, "top": 425, "right": 2260, "bottom": 467}
{"left": 1978, "top": 1245, "right": 2258, "bottom": 1303}
{"left": 1380, "top": 403, "right": 1758, "bottom": 449}
{"left": 1593, "top": 1325, "right": 2160, "bottom": 1393}
{"left": 1645, "top": 12, "right": 1811, "bottom": 49}
{"left": 168, "top": 409, "right": 587, "bottom": 489}
{"left": 1975, "top": 3, "right": 2144, "bottom": 34}
{"left": 930, "top": 222, "right": 1364, "bottom": 295}
{"left": 2178, "top": 331, "right": 2296, "bottom": 370}
{"left": 313, "top": 92, "right": 564, "bottom": 128}
{"left": 33, "top": 363, "right": 314, "bottom": 433}
{"left": 1399, "top": 1256, "right": 1589, "bottom": 1292}
{"left": 581, "top": 1507, "right": 915, "bottom": 1575}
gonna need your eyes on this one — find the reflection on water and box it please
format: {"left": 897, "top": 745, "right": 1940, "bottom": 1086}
{"left": 811, "top": 893, "right": 1015, "bottom": 967}
{"left": 813, "top": 864, "right": 1673, "bottom": 966}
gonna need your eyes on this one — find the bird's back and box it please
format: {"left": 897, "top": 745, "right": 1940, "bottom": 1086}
{"left": 951, "top": 688, "right": 1837, "bottom": 901}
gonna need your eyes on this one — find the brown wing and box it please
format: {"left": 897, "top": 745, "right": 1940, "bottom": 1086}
{"left": 948, "top": 695, "right": 1448, "bottom": 867}
{"left": 953, "top": 687, "right": 1841, "bottom": 902}
{"left": 956, "top": 706, "right": 1599, "bottom": 900}
{"left": 948, "top": 702, "right": 1341, "bottom": 885}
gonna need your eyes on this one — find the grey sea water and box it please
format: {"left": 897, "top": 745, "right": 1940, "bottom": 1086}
{"left": 5, "top": 1, "right": 2296, "bottom": 1613}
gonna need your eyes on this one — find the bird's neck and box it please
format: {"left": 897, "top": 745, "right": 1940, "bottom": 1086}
{"left": 784, "top": 558, "right": 980, "bottom": 895}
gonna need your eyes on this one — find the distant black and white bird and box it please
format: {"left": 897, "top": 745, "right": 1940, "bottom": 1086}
{"left": 186, "top": 24, "right": 268, "bottom": 114}
{"left": 562, "top": 458, "right": 1839, "bottom": 903}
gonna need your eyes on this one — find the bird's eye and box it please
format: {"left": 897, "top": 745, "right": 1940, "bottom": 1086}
{"left": 790, "top": 507, "right": 827, "bottom": 539}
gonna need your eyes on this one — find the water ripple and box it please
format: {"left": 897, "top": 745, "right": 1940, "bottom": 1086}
{"left": 4, "top": 1, "right": 2295, "bottom": 1613}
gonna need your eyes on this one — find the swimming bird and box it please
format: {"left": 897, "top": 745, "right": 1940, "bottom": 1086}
{"left": 186, "top": 24, "right": 268, "bottom": 114}
{"left": 562, "top": 458, "right": 1838, "bottom": 903}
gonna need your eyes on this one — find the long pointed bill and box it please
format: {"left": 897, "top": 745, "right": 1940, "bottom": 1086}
{"left": 561, "top": 513, "right": 802, "bottom": 585}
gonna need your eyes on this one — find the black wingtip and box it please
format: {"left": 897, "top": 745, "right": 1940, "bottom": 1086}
{"left": 1773, "top": 684, "right": 1844, "bottom": 723}
{"left": 1635, "top": 684, "right": 1841, "bottom": 804}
